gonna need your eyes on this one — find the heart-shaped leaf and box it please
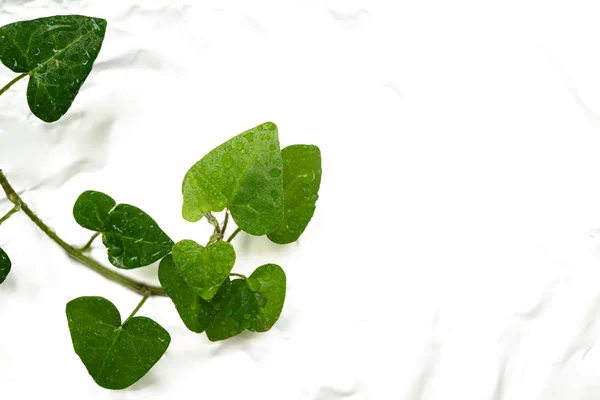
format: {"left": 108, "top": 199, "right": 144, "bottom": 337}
{"left": 158, "top": 255, "right": 232, "bottom": 333}
{"left": 268, "top": 145, "right": 322, "bottom": 244}
{"left": 73, "top": 190, "right": 116, "bottom": 231}
{"left": 205, "top": 264, "right": 286, "bottom": 341}
{"left": 103, "top": 204, "right": 174, "bottom": 269}
{"left": 73, "top": 191, "right": 174, "bottom": 269}
{"left": 66, "top": 296, "right": 171, "bottom": 390}
{"left": 0, "top": 15, "right": 107, "bottom": 122}
{"left": 182, "top": 122, "right": 284, "bottom": 235}
{"left": 171, "top": 239, "right": 235, "bottom": 301}
{"left": 0, "top": 247, "right": 11, "bottom": 284}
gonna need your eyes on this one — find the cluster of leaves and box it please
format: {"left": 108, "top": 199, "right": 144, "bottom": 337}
{"left": 0, "top": 15, "right": 323, "bottom": 391}
{"left": 70, "top": 122, "right": 322, "bottom": 388}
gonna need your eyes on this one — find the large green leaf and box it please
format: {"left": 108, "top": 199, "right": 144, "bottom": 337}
{"left": 268, "top": 145, "right": 322, "bottom": 244}
{"left": 66, "top": 296, "right": 171, "bottom": 390}
{"left": 171, "top": 240, "right": 235, "bottom": 301}
{"left": 73, "top": 190, "right": 116, "bottom": 231}
{"left": 182, "top": 122, "right": 284, "bottom": 235}
{"left": 103, "top": 204, "right": 174, "bottom": 269}
{"left": 0, "top": 247, "right": 10, "bottom": 284}
{"left": 0, "top": 15, "right": 107, "bottom": 122}
{"left": 205, "top": 264, "right": 286, "bottom": 341}
{"left": 73, "top": 191, "right": 174, "bottom": 269}
{"left": 158, "top": 255, "right": 231, "bottom": 333}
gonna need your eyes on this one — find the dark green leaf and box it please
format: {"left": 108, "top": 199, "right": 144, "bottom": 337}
{"left": 246, "top": 264, "right": 286, "bottom": 332}
{"left": 73, "top": 190, "right": 116, "bottom": 231}
{"left": 102, "top": 204, "right": 174, "bottom": 269}
{"left": 171, "top": 240, "right": 235, "bottom": 301}
{"left": 0, "top": 247, "right": 11, "bottom": 284}
{"left": 268, "top": 145, "right": 322, "bottom": 244}
{"left": 205, "top": 264, "right": 286, "bottom": 341}
{"left": 205, "top": 279, "right": 246, "bottom": 342}
{"left": 0, "top": 15, "right": 107, "bottom": 122}
{"left": 158, "top": 255, "right": 231, "bottom": 333}
{"left": 182, "top": 122, "right": 284, "bottom": 235}
{"left": 66, "top": 296, "right": 170, "bottom": 390}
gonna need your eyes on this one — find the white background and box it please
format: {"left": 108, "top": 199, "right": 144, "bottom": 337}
{"left": 2, "top": 0, "right": 600, "bottom": 398}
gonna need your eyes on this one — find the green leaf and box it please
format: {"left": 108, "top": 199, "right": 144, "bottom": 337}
{"left": 66, "top": 296, "right": 170, "bottom": 390}
{"left": 182, "top": 122, "right": 284, "bottom": 235}
{"left": 72, "top": 191, "right": 174, "bottom": 269}
{"left": 245, "top": 264, "right": 286, "bottom": 331}
{"left": 171, "top": 240, "right": 236, "bottom": 301}
{"left": 205, "top": 264, "right": 286, "bottom": 341}
{"left": 102, "top": 204, "right": 174, "bottom": 269}
{"left": 73, "top": 190, "right": 116, "bottom": 231}
{"left": 0, "top": 247, "right": 11, "bottom": 284}
{"left": 205, "top": 279, "right": 246, "bottom": 341}
{"left": 0, "top": 15, "right": 107, "bottom": 122}
{"left": 158, "top": 255, "right": 232, "bottom": 333}
{"left": 268, "top": 145, "right": 322, "bottom": 244}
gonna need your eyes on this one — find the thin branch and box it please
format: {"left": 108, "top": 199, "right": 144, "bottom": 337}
{"left": 77, "top": 232, "right": 100, "bottom": 253}
{"left": 0, "top": 72, "right": 28, "bottom": 97}
{"left": 125, "top": 291, "right": 151, "bottom": 322}
{"left": 221, "top": 210, "right": 230, "bottom": 239}
{"left": 0, "top": 203, "right": 20, "bottom": 226}
{"left": 0, "top": 170, "right": 165, "bottom": 296}
{"left": 226, "top": 227, "right": 242, "bottom": 243}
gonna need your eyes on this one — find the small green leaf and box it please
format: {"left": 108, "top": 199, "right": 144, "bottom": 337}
{"left": 0, "top": 247, "right": 11, "bottom": 284}
{"left": 182, "top": 122, "right": 284, "bottom": 235}
{"left": 205, "top": 279, "right": 246, "bottom": 341}
{"left": 73, "top": 190, "right": 116, "bottom": 231}
{"left": 171, "top": 240, "right": 235, "bottom": 301}
{"left": 66, "top": 296, "right": 171, "bottom": 390}
{"left": 268, "top": 145, "right": 322, "bottom": 244}
{"left": 158, "top": 255, "right": 232, "bottom": 333}
{"left": 246, "top": 264, "right": 286, "bottom": 332}
{"left": 0, "top": 15, "right": 107, "bottom": 122}
{"left": 102, "top": 204, "right": 174, "bottom": 269}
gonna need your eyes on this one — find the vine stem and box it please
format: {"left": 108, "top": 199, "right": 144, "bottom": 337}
{"left": 125, "top": 292, "right": 151, "bottom": 322}
{"left": 227, "top": 227, "right": 241, "bottom": 243}
{"left": 0, "top": 72, "right": 28, "bottom": 97}
{"left": 0, "top": 170, "right": 166, "bottom": 297}
{"left": 0, "top": 203, "right": 20, "bottom": 226}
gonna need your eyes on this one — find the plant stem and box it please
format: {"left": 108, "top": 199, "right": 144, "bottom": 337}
{"left": 125, "top": 291, "right": 151, "bottom": 322}
{"left": 204, "top": 212, "right": 220, "bottom": 236}
{"left": 0, "top": 170, "right": 166, "bottom": 296}
{"left": 229, "top": 272, "right": 247, "bottom": 279}
{"left": 0, "top": 72, "right": 28, "bottom": 97}
{"left": 227, "top": 227, "right": 241, "bottom": 243}
{"left": 0, "top": 203, "right": 20, "bottom": 226}
{"left": 221, "top": 210, "right": 230, "bottom": 239}
{"left": 78, "top": 232, "right": 100, "bottom": 252}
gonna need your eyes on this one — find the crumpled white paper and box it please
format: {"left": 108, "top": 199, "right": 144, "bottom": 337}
{"left": 2, "top": 0, "right": 600, "bottom": 398}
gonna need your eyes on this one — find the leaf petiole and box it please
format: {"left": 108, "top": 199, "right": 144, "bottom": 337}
{"left": 0, "top": 203, "right": 20, "bottom": 226}
{"left": 226, "top": 227, "right": 241, "bottom": 243}
{"left": 77, "top": 232, "right": 100, "bottom": 253}
{"left": 125, "top": 292, "right": 151, "bottom": 323}
{"left": 221, "top": 210, "right": 230, "bottom": 239}
{"left": 0, "top": 72, "right": 28, "bottom": 98}
{"left": 229, "top": 272, "right": 247, "bottom": 280}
